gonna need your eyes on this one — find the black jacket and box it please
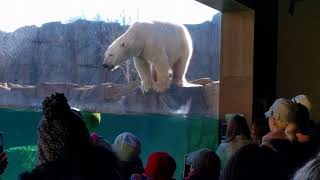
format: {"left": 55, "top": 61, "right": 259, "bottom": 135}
{"left": 19, "top": 146, "right": 122, "bottom": 180}
{"left": 119, "top": 159, "right": 144, "bottom": 180}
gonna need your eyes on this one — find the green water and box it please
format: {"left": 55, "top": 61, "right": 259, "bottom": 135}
{"left": 0, "top": 108, "right": 219, "bottom": 180}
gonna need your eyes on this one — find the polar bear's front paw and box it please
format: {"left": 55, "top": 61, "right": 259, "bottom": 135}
{"left": 141, "top": 82, "right": 154, "bottom": 94}
{"left": 153, "top": 81, "right": 169, "bottom": 93}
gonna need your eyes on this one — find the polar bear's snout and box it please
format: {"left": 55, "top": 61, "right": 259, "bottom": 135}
{"left": 103, "top": 63, "right": 114, "bottom": 71}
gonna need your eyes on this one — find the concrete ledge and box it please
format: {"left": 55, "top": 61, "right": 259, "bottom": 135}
{"left": 0, "top": 79, "right": 219, "bottom": 116}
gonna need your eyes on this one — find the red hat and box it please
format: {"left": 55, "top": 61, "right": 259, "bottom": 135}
{"left": 144, "top": 152, "right": 176, "bottom": 180}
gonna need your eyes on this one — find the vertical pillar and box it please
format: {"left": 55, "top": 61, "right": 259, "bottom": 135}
{"left": 219, "top": 10, "right": 254, "bottom": 121}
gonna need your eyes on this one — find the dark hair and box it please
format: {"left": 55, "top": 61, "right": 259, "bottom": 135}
{"left": 293, "top": 154, "right": 320, "bottom": 180}
{"left": 220, "top": 144, "right": 288, "bottom": 180}
{"left": 190, "top": 149, "right": 221, "bottom": 180}
{"left": 225, "top": 115, "right": 251, "bottom": 142}
{"left": 42, "top": 93, "right": 70, "bottom": 121}
{"left": 253, "top": 98, "right": 268, "bottom": 118}
{"left": 37, "top": 93, "right": 91, "bottom": 165}
{"left": 251, "top": 117, "right": 270, "bottom": 143}
{"left": 295, "top": 103, "right": 311, "bottom": 135}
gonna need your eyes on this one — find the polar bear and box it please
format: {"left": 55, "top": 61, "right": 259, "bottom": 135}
{"left": 103, "top": 21, "right": 193, "bottom": 93}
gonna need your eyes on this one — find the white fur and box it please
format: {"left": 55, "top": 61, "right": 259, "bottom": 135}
{"left": 103, "top": 21, "right": 193, "bottom": 93}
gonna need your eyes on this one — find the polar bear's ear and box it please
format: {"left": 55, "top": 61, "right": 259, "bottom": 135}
{"left": 120, "top": 42, "right": 125, "bottom": 47}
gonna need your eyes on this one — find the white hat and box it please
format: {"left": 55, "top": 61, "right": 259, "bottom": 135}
{"left": 291, "top": 94, "right": 312, "bottom": 113}
{"left": 112, "top": 132, "right": 141, "bottom": 162}
{"left": 265, "top": 98, "right": 297, "bottom": 122}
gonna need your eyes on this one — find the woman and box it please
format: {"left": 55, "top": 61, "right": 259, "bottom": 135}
{"left": 220, "top": 144, "right": 288, "bottom": 180}
{"left": 184, "top": 149, "right": 220, "bottom": 180}
{"left": 251, "top": 117, "right": 270, "bottom": 144}
{"left": 216, "top": 115, "right": 251, "bottom": 169}
{"left": 113, "top": 132, "right": 144, "bottom": 180}
{"left": 19, "top": 93, "right": 122, "bottom": 180}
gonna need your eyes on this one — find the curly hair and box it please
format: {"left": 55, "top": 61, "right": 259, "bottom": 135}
{"left": 37, "top": 93, "right": 91, "bottom": 165}
{"left": 42, "top": 93, "right": 70, "bottom": 121}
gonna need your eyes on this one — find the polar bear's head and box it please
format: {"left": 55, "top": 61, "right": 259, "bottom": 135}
{"left": 103, "top": 40, "right": 130, "bottom": 71}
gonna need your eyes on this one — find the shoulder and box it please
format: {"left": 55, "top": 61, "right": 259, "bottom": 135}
{"left": 217, "top": 142, "right": 229, "bottom": 149}
{"left": 216, "top": 143, "right": 230, "bottom": 153}
{"left": 236, "top": 136, "right": 252, "bottom": 144}
{"left": 131, "top": 174, "right": 150, "bottom": 180}
{"left": 19, "top": 171, "right": 38, "bottom": 180}
{"left": 18, "top": 162, "right": 59, "bottom": 180}
{"left": 20, "top": 146, "right": 121, "bottom": 180}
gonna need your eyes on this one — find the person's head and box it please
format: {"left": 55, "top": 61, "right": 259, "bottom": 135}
{"left": 220, "top": 144, "right": 287, "bottom": 180}
{"left": 144, "top": 152, "right": 176, "bottom": 180}
{"left": 189, "top": 149, "right": 220, "bottom": 180}
{"left": 293, "top": 154, "right": 320, "bottom": 180}
{"left": 291, "top": 94, "right": 312, "bottom": 113}
{"left": 251, "top": 117, "right": 270, "bottom": 144}
{"left": 253, "top": 98, "right": 268, "bottom": 118}
{"left": 294, "top": 103, "right": 311, "bottom": 134}
{"left": 225, "top": 115, "right": 251, "bottom": 142}
{"left": 285, "top": 103, "right": 311, "bottom": 141}
{"left": 113, "top": 132, "right": 141, "bottom": 162}
{"left": 265, "top": 98, "right": 297, "bottom": 133}
{"left": 37, "top": 93, "right": 91, "bottom": 165}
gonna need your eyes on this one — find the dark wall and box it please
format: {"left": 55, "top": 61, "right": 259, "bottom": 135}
{"left": 253, "top": 0, "right": 279, "bottom": 117}
{"left": 277, "top": 0, "right": 320, "bottom": 122}
{"left": 237, "top": 0, "right": 279, "bottom": 117}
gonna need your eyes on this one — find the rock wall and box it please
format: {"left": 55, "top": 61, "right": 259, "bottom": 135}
{"left": 0, "top": 21, "right": 127, "bottom": 85}
{"left": 0, "top": 16, "right": 221, "bottom": 116}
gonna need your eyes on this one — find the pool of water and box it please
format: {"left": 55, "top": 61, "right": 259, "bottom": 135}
{"left": 0, "top": 108, "right": 219, "bottom": 180}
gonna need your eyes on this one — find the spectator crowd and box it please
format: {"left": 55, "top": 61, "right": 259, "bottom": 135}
{"left": 0, "top": 93, "right": 320, "bottom": 180}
